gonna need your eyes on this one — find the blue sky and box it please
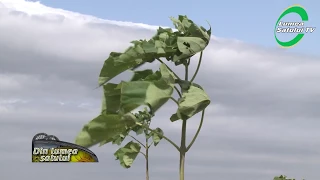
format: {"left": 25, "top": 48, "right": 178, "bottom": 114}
{"left": 38, "top": 0, "right": 319, "bottom": 56}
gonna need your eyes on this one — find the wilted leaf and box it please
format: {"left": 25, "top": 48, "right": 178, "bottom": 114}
{"left": 171, "top": 85, "right": 210, "bottom": 121}
{"left": 114, "top": 141, "right": 141, "bottom": 168}
{"left": 99, "top": 52, "right": 141, "bottom": 86}
{"left": 120, "top": 64, "right": 175, "bottom": 113}
{"left": 75, "top": 113, "right": 137, "bottom": 148}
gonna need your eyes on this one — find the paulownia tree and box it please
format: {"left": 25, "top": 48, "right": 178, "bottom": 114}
{"left": 75, "top": 15, "right": 211, "bottom": 180}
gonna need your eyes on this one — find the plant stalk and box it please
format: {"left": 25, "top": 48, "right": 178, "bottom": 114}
{"left": 179, "top": 63, "right": 189, "bottom": 180}
{"left": 145, "top": 136, "right": 149, "bottom": 180}
{"left": 179, "top": 119, "right": 187, "bottom": 180}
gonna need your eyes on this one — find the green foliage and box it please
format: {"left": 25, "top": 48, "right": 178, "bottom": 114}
{"left": 98, "top": 15, "right": 211, "bottom": 86}
{"left": 114, "top": 141, "right": 141, "bottom": 168}
{"left": 273, "top": 175, "right": 305, "bottom": 180}
{"left": 150, "top": 128, "right": 164, "bottom": 146}
{"left": 75, "top": 15, "right": 212, "bottom": 180}
{"left": 170, "top": 85, "right": 210, "bottom": 121}
{"left": 75, "top": 113, "right": 136, "bottom": 148}
{"left": 120, "top": 64, "right": 176, "bottom": 114}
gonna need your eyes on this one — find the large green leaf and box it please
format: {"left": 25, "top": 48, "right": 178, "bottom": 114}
{"left": 169, "top": 15, "right": 211, "bottom": 63}
{"left": 150, "top": 127, "right": 163, "bottom": 146}
{"left": 120, "top": 64, "right": 175, "bottom": 113}
{"left": 170, "top": 85, "right": 210, "bottom": 121}
{"left": 114, "top": 141, "right": 141, "bottom": 168}
{"left": 101, "top": 83, "right": 120, "bottom": 114}
{"left": 99, "top": 39, "right": 174, "bottom": 86}
{"left": 177, "top": 37, "right": 207, "bottom": 57}
{"left": 98, "top": 15, "right": 211, "bottom": 86}
{"left": 102, "top": 82, "right": 139, "bottom": 114}
{"left": 130, "top": 69, "right": 154, "bottom": 81}
{"left": 75, "top": 113, "right": 137, "bottom": 148}
{"left": 98, "top": 41, "right": 155, "bottom": 86}
{"left": 98, "top": 52, "right": 140, "bottom": 86}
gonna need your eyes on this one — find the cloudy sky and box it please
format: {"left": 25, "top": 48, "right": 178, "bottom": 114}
{"left": 0, "top": 0, "right": 320, "bottom": 180}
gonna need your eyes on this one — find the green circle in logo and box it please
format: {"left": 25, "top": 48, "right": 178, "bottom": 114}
{"left": 274, "top": 5, "right": 309, "bottom": 48}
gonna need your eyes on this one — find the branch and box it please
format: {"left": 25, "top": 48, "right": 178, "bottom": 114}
{"left": 136, "top": 122, "right": 180, "bottom": 151}
{"left": 186, "top": 110, "right": 205, "bottom": 151}
{"left": 190, "top": 51, "right": 203, "bottom": 83}
{"left": 129, "top": 135, "right": 146, "bottom": 149}
{"left": 148, "top": 141, "right": 154, "bottom": 148}
{"left": 170, "top": 97, "right": 179, "bottom": 106}
{"left": 139, "top": 151, "right": 147, "bottom": 158}
{"left": 174, "top": 86, "right": 182, "bottom": 98}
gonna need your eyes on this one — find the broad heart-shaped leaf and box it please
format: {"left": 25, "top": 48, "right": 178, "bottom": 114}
{"left": 75, "top": 113, "right": 137, "bottom": 148}
{"left": 150, "top": 128, "right": 163, "bottom": 146}
{"left": 120, "top": 64, "right": 175, "bottom": 113}
{"left": 170, "top": 85, "right": 210, "bottom": 121}
{"left": 114, "top": 141, "right": 141, "bottom": 168}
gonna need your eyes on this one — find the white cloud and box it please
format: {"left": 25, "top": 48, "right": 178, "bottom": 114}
{"left": 0, "top": 0, "right": 319, "bottom": 180}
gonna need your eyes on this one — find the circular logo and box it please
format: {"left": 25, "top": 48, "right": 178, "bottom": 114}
{"left": 274, "top": 5, "right": 309, "bottom": 48}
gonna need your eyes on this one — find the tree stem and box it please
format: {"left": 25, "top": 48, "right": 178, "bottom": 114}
{"left": 179, "top": 119, "right": 187, "bottom": 180}
{"left": 179, "top": 63, "right": 189, "bottom": 180}
{"left": 146, "top": 136, "right": 149, "bottom": 180}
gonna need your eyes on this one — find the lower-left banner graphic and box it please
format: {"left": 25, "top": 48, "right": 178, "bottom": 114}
{"left": 32, "top": 133, "right": 98, "bottom": 162}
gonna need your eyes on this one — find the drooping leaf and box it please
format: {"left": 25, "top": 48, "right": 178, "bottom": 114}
{"left": 98, "top": 52, "right": 140, "bottom": 86}
{"left": 102, "top": 82, "right": 139, "bottom": 114}
{"left": 130, "top": 69, "right": 154, "bottom": 81}
{"left": 120, "top": 64, "right": 175, "bottom": 113}
{"left": 170, "top": 85, "right": 210, "bottom": 121}
{"left": 75, "top": 113, "right": 137, "bottom": 148}
{"left": 101, "top": 83, "right": 120, "bottom": 114}
{"left": 150, "top": 128, "right": 164, "bottom": 146}
{"left": 114, "top": 141, "right": 141, "bottom": 168}
{"left": 98, "top": 15, "right": 211, "bottom": 86}
{"left": 98, "top": 41, "right": 158, "bottom": 86}
{"left": 120, "top": 81, "right": 173, "bottom": 113}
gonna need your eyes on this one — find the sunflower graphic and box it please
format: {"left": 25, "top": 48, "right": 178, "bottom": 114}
{"left": 70, "top": 150, "right": 95, "bottom": 162}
